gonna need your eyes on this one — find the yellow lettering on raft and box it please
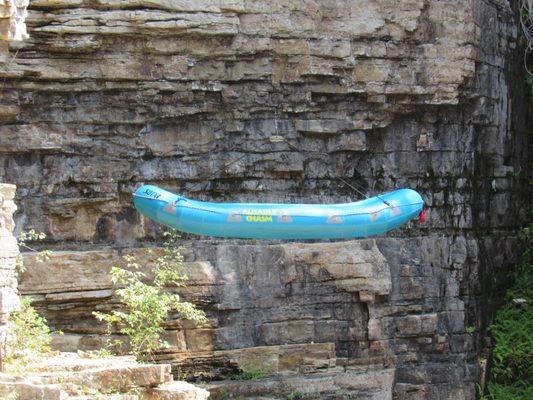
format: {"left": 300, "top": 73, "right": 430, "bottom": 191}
{"left": 242, "top": 209, "right": 277, "bottom": 215}
{"left": 245, "top": 215, "right": 273, "bottom": 223}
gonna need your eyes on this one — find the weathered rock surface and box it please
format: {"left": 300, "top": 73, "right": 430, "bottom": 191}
{"left": 0, "top": 352, "right": 209, "bottom": 400}
{"left": 21, "top": 233, "right": 523, "bottom": 398}
{"left": 143, "top": 382, "right": 209, "bottom": 400}
{"left": 1, "top": 0, "right": 528, "bottom": 399}
{"left": 205, "top": 367, "right": 395, "bottom": 400}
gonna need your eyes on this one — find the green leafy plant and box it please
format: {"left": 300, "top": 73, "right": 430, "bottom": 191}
{"left": 483, "top": 224, "right": 532, "bottom": 399}
{"left": 16, "top": 229, "right": 51, "bottom": 273}
{"left": 4, "top": 297, "right": 52, "bottom": 372}
{"left": 93, "top": 230, "right": 207, "bottom": 361}
{"left": 235, "top": 365, "right": 267, "bottom": 381}
{"left": 287, "top": 390, "right": 305, "bottom": 400}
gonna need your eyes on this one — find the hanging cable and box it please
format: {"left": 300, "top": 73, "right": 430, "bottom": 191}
{"left": 269, "top": 135, "right": 392, "bottom": 207}
{"left": 187, "top": 151, "right": 250, "bottom": 193}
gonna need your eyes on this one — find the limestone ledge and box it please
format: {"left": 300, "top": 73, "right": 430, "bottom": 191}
{"left": 0, "top": 352, "right": 209, "bottom": 400}
{"left": 20, "top": 240, "right": 390, "bottom": 299}
{"left": 2, "top": 0, "right": 475, "bottom": 104}
{"left": 205, "top": 367, "right": 396, "bottom": 400}
{"left": 157, "top": 342, "right": 337, "bottom": 378}
{"left": 20, "top": 240, "right": 394, "bottom": 382}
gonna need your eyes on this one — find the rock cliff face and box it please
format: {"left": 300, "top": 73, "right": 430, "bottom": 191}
{"left": 0, "top": 0, "right": 527, "bottom": 399}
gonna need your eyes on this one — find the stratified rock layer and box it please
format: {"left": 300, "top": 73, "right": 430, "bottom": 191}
{"left": 22, "top": 234, "right": 520, "bottom": 399}
{"left": 1, "top": 0, "right": 528, "bottom": 399}
{"left": 1, "top": 0, "right": 516, "bottom": 244}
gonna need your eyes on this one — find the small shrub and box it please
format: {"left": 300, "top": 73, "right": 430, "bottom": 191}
{"left": 93, "top": 230, "right": 207, "bottom": 361}
{"left": 4, "top": 297, "right": 52, "bottom": 371}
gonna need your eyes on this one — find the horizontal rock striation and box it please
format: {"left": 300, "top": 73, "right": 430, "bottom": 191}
{"left": 1, "top": 0, "right": 528, "bottom": 399}
{"left": 0, "top": 0, "right": 490, "bottom": 244}
{"left": 21, "top": 241, "right": 390, "bottom": 356}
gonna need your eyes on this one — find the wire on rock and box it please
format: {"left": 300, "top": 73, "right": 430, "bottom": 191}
{"left": 269, "top": 135, "right": 392, "bottom": 207}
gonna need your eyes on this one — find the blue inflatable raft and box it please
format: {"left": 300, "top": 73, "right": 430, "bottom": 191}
{"left": 133, "top": 185, "right": 424, "bottom": 240}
